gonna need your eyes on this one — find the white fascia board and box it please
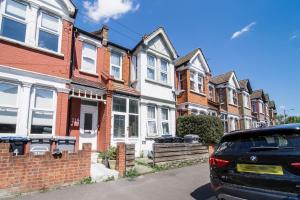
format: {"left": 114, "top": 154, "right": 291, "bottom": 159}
{"left": 189, "top": 50, "right": 210, "bottom": 73}
{"left": 78, "top": 34, "right": 102, "bottom": 47}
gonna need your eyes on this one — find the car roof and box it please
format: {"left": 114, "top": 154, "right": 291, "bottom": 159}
{"left": 222, "top": 124, "right": 300, "bottom": 140}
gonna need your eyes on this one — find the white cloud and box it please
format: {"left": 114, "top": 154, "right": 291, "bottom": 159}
{"left": 83, "top": 0, "right": 140, "bottom": 22}
{"left": 290, "top": 31, "right": 300, "bottom": 40}
{"left": 231, "top": 22, "right": 256, "bottom": 40}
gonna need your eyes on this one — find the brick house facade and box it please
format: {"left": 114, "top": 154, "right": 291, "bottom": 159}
{"left": 0, "top": 0, "right": 76, "bottom": 152}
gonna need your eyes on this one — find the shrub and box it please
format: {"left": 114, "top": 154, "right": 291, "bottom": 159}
{"left": 98, "top": 147, "right": 117, "bottom": 160}
{"left": 176, "top": 115, "right": 224, "bottom": 144}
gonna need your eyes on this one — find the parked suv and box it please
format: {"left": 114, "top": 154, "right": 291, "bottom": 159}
{"left": 210, "top": 124, "right": 300, "bottom": 200}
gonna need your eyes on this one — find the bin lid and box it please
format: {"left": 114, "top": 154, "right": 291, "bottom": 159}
{"left": 0, "top": 136, "right": 29, "bottom": 142}
{"left": 53, "top": 136, "right": 76, "bottom": 141}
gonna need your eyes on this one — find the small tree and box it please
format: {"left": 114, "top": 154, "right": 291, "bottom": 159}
{"left": 177, "top": 115, "right": 224, "bottom": 144}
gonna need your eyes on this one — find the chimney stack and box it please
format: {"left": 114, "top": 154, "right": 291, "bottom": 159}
{"left": 99, "top": 25, "right": 109, "bottom": 46}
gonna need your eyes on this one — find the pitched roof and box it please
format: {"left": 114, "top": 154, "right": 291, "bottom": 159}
{"left": 264, "top": 93, "right": 270, "bottom": 103}
{"left": 112, "top": 82, "right": 140, "bottom": 97}
{"left": 239, "top": 79, "right": 252, "bottom": 93}
{"left": 132, "top": 27, "right": 178, "bottom": 58}
{"left": 251, "top": 90, "right": 264, "bottom": 100}
{"left": 210, "top": 71, "right": 234, "bottom": 85}
{"left": 71, "top": 76, "right": 106, "bottom": 90}
{"left": 269, "top": 100, "right": 276, "bottom": 109}
{"left": 175, "top": 49, "right": 199, "bottom": 67}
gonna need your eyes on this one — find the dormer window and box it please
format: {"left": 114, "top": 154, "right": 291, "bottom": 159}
{"left": 147, "top": 54, "right": 156, "bottom": 80}
{"left": 37, "top": 12, "right": 60, "bottom": 52}
{"left": 1, "top": 0, "right": 27, "bottom": 42}
{"left": 110, "top": 51, "right": 122, "bottom": 79}
{"left": 160, "top": 59, "right": 168, "bottom": 84}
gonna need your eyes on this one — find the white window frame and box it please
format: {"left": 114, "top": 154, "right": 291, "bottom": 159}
{"left": 190, "top": 71, "right": 195, "bottom": 91}
{"left": 128, "top": 99, "right": 139, "bottom": 138}
{"left": 110, "top": 50, "right": 123, "bottom": 80}
{"left": 0, "top": 81, "right": 20, "bottom": 135}
{"left": 0, "top": 0, "right": 28, "bottom": 43}
{"left": 197, "top": 72, "right": 204, "bottom": 93}
{"left": 81, "top": 42, "right": 97, "bottom": 74}
{"left": 36, "top": 10, "right": 62, "bottom": 52}
{"left": 147, "top": 54, "right": 156, "bottom": 80}
{"left": 160, "top": 59, "right": 168, "bottom": 84}
{"left": 147, "top": 105, "right": 157, "bottom": 137}
{"left": 28, "top": 87, "right": 57, "bottom": 136}
{"left": 208, "top": 85, "right": 214, "bottom": 100}
{"left": 161, "top": 108, "right": 170, "bottom": 135}
{"left": 190, "top": 70, "right": 204, "bottom": 93}
{"left": 178, "top": 71, "right": 183, "bottom": 90}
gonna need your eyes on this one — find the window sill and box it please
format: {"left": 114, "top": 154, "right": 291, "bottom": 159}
{"left": 0, "top": 36, "right": 64, "bottom": 58}
{"left": 190, "top": 90, "right": 206, "bottom": 97}
{"left": 112, "top": 78, "right": 125, "bottom": 83}
{"left": 145, "top": 136, "right": 159, "bottom": 140}
{"left": 145, "top": 79, "right": 172, "bottom": 88}
{"left": 29, "top": 134, "right": 53, "bottom": 139}
{"left": 79, "top": 70, "right": 99, "bottom": 77}
{"left": 229, "top": 103, "right": 238, "bottom": 107}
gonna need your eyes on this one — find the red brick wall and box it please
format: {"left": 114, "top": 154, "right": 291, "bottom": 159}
{"left": 55, "top": 92, "right": 69, "bottom": 136}
{"left": 0, "top": 20, "right": 73, "bottom": 79}
{"left": 69, "top": 98, "right": 81, "bottom": 151}
{"left": 116, "top": 143, "right": 126, "bottom": 177}
{"left": 0, "top": 143, "right": 91, "bottom": 197}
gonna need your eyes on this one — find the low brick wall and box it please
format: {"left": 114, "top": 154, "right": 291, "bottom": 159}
{"left": 153, "top": 143, "right": 209, "bottom": 165}
{"left": 0, "top": 143, "right": 91, "bottom": 197}
{"left": 116, "top": 143, "right": 135, "bottom": 176}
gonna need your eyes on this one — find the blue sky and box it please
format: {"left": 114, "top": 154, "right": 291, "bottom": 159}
{"left": 73, "top": 0, "right": 300, "bottom": 116}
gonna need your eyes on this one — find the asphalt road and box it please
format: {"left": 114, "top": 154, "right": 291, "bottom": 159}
{"left": 9, "top": 163, "right": 216, "bottom": 200}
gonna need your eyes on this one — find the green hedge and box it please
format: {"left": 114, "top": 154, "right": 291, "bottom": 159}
{"left": 176, "top": 115, "right": 224, "bottom": 144}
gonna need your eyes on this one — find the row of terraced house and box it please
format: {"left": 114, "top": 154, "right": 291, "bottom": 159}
{"left": 0, "top": 0, "right": 277, "bottom": 156}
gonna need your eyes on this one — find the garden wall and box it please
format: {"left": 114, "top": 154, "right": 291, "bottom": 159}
{"left": 0, "top": 143, "right": 91, "bottom": 198}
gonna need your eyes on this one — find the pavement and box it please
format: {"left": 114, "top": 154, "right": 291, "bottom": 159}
{"left": 8, "top": 163, "right": 216, "bottom": 200}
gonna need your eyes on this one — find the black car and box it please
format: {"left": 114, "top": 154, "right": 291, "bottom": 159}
{"left": 210, "top": 124, "right": 300, "bottom": 200}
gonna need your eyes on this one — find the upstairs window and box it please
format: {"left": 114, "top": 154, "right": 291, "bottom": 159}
{"left": 178, "top": 72, "right": 183, "bottom": 90}
{"left": 82, "top": 42, "right": 97, "bottom": 74}
{"left": 30, "top": 88, "right": 55, "bottom": 135}
{"left": 243, "top": 93, "right": 250, "bottom": 108}
{"left": 0, "top": 82, "right": 19, "bottom": 134}
{"left": 252, "top": 101, "right": 257, "bottom": 113}
{"left": 147, "top": 54, "right": 156, "bottom": 80}
{"left": 160, "top": 59, "right": 168, "bottom": 84}
{"left": 110, "top": 51, "right": 122, "bottom": 79}
{"left": 208, "top": 85, "right": 214, "bottom": 101}
{"left": 161, "top": 108, "right": 169, "bottom": 135}
{"left": 233, "top": 90, "right": 238, "bottom": 105}
{"left": 197, "top": 73, "right": 204, "bottom": 93}
{"left": 190, "top": 71, "right": 195, "bottom": 91}
{"left": 37, "top": 12, "right": 60, "bottom": 52}
{"left": 1, "top": 0, "right": 27, "bottom": 42}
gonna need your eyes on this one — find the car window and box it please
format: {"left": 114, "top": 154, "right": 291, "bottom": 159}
{"left": 216, "top": 133, "right": 300, "bottom": 154}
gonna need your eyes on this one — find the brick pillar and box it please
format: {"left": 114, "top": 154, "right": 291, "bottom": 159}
{"left": 116, "top": 143, "right": 126, "bottom": 177}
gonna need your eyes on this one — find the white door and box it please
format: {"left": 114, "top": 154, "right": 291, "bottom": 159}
{"left": 79, "top": 101, "right": 98, "bottom": 151}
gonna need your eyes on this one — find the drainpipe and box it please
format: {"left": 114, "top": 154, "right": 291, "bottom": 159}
{"left": 66, "top": 26, "right": 76, "bottom": 136}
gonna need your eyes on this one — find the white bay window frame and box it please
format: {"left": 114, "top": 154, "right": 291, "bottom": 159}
{"left": 190, "top": 70, "right": 204, "bottom": 94}
{"left": 147, "top": 105, "right": 157, "bottom": 137}
{"left": 110, "top": 50, "right": 122, "bottom": 80}
{"left": 29, "top": 87, "right": 56, "bottom": 135}
{"left": 147, "top": 54, "right": 156, "bottom": 80}
{"left": 161, "top": 108, "right": 170, "bottom": 135}
{"left": 160, "top": 59, "right": 168, "bottom": 84}
{"left": 81, "top": 42, "right": 97, "bottom": 74}
{"left": 0, "top": 0, "right": 28, "bottom": 43}
{"left": 36, "top": 10, "right": 62, "bottom": 52}
{"left": 0, "top": 81, "right": 20, "bottom": 135}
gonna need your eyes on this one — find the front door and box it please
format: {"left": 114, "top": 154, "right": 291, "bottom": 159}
{"left": 111, "top": 96, "right": 139, "bottom": 156}
{"left": 79, "top": 100, "right": 98, "bottom": 150}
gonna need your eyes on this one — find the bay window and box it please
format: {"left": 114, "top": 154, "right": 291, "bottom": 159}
{"left": 208, "top": 85, "right": 214, "bottom": 100}
{"left": 30, "top": 88, "right": 55, "bottom": 135}
{"left": 197, "top": 73, "right": 204, "bottom": 93}
{"left": 147, "top": 106, "right": 157, "bottom": 136}
{"left": 0, "top": 82, "right": 19, "bottom": 134}
{"left": 110, "top": 51, "right": 122, "bottom": 79}
{"left": 129, "top": 99, "right": 138, "bottom": 138}
{"left": 82, "top": 42, "right": 97, "bottom": 74}
{"left": 160, "top": 59, "right": 168, "bottom": 84}
{"left": 37, "top": 11, "right": 60, "bottom": 52}
{"left": 190, "top": 71, "right": 195, "bottom": 91}
{"left": 147, "top": 54, "right": 156, "bottom": 80}
{"left": 178, "top": 71, "right": 183, "bottom": 90}
{"left": 233, "top": 90, "right": 238, "bottom": 105}
{"left": 1, "top": 0, "right": 27, "bottom": 42}
{"left": 161, "top": 108, "right": 169, "bottom": 135}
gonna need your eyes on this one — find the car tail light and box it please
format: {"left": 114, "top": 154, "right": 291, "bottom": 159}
{"left": 209, "top": 156, "right": 229, "bottom": 168}
{"left": 291, "top": 162, "right": 300, "bottom": 170}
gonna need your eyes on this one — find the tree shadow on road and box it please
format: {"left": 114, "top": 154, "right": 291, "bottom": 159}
{"left": 191, "top": 183, "right": 215, "bottom": 200}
